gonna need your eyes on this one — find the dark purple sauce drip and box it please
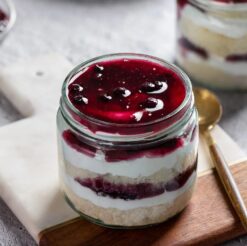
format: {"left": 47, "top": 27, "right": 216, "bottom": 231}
{"left": 179, "top": 37, "right": 247, "bottom": 63}
{"left": 179, "top": 37, "right": 208, "bottom": 59}
{"left": 0, "top": 8, "right": 8, "bottom": 33}
{"left": 75, "top": 158, "right": 197, "bottom": 200}
{"left": 105, "top": 138, "right": 183, "bottom": 162}
{"left": 62, "top": 130, "right": 184, "bottom": 162}
{"left": 177, "top": 0, "right": 188, "bottom": 9}
{"left": 68, "top": 59, "right": 186, "bottom": 125}
{"left": 226, "top": 54, "right": 247, "bottom": 62}
{"left": 62, "top": 130, "right": 96, "bottom": 158}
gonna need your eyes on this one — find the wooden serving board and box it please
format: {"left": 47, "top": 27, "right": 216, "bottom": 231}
{"left": 39, "top": 161, "right": 247, "bottom": 246}
{"left": 0, "top": 55, "right": 246, "bottom": 246}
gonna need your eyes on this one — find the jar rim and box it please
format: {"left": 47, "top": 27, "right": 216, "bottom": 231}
{"left": 61, "top": 53, "right": 192, "bottom": 129}
{"left": 189, "top": 0, "right": 247, "bottom": 11}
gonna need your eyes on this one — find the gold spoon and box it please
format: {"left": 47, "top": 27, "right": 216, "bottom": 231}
{"left": 193, "top": 87, "right": 247, "bottom": 231}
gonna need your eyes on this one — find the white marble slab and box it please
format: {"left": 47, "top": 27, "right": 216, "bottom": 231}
{"left": 0, "top": 55, "right": 245, "bottom": 243}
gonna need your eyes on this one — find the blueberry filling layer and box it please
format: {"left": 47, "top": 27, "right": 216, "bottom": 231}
{"left": 0, "top": 9, "right": 8, "bottom": 33}
{"left": 67, "top": 58, "right": 186, "bottom": 125}
{"left": 179, "top": 37, "right": 247, "bottom": 63}
{"left": 74, "top": 158, "right": 197, "bottom": 200}
{"left": 179, "top": 37, "right": 208, "bottom": 59}
{"left": 62, "top": 129, "right": 185, "bottom": 162}
{"left": 226, "top": 54, "right": 247, "bottom": 62}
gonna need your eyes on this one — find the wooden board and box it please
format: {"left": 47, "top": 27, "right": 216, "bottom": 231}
{"left": 39, "top": 160, "right": 247, "bottom": 246}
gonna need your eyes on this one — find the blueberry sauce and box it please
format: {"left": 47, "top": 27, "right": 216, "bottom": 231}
{"left": 74, "top": 158, "right": 197, "bottom": 200}
{"left": 63, "top": 129, "right": 184, "bottom": 162}
{"left": 226, "top": 54, "right": 247, "bottom": 62}
{"left": 68, "top": 59, "right": 186, "bottom": 125}
{"left": 179, "top": 37, "right": 208, "bottom": 59}
{"left": 62, "top": 130, "right": 96, "bottom": 158}
{"left": 0, "top": 8, "right": 8, "bottom": 33}
{"left": 179, "top": 37, "right": 247, "bottom": 63}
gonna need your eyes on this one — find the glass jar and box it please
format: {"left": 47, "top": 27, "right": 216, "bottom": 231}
{"left": 57, "top": 53, "right": 199, "bottom": 228}
{"left": 176, "top": 0, "right": 247, "bottom": 90}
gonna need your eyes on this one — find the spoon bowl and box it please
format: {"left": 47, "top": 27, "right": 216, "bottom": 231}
{"left": 193, "top": 87, "right": 222, "bottom": 131}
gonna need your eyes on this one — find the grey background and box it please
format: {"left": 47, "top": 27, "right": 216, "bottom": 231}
{"left": 0, "top": 0, "right": 246, "bottom": 245}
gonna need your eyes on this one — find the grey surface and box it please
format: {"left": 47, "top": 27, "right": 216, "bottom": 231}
{"left": 0, "top": 0, "right": 246, "bottom": 245}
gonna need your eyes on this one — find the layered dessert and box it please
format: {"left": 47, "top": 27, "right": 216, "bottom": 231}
{"left": 57, "top": 55, "right": 198, "bottom": 227}
{"left": 177, "top": 0, "right": 247, "bottom": 89}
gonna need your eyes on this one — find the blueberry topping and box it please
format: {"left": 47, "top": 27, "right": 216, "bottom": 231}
{"left": 67, "top": 58, "right": 186, "bottom": 125}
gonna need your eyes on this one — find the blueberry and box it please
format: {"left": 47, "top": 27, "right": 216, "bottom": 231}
{"left": 141, "top": 81, "right": 165, "bottom": 93}
{"left": 73, "top": 95, "right": 88, "bottom": 105}
{"left": 94, "top": 64, "right": 104, "bottom": 72}
{"left": 113, "top": 87, "right": 131, "bottom": 98}
{"left": 71, "top": 84, "right": 83, "bottom": 93}
{"left": 140, "top": 98, "right": 158, "bottom": 109}
{"left": 98, "top": 93, "right": 112, "bottom": 102}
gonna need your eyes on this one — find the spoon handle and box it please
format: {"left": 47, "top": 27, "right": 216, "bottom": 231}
{"left": 205, "top": 131, "right": 247, "bottom": 231}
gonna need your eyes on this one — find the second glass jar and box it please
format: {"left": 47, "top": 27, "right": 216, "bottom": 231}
{"left": 176, "top": 0, "right": 247, "bottom": 90}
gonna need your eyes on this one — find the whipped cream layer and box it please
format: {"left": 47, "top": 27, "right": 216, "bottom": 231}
{"left": 62, "top": 171, "right": 196, "bottom": 210}
{"left": 60, "top": 132, "right": 198, "bottom": 179}
{"left": 181, "top": 4, "right": 247, "bottom": 39}
{"left": 177, "top": 48, "right": 247, "bottom": 76}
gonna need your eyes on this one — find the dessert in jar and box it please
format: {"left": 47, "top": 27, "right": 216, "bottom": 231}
{"left": 57, "top": 53, "right": 199, "bottom": 227}
{"left": 177, "top": 0, "right": 247, "bottom": 90}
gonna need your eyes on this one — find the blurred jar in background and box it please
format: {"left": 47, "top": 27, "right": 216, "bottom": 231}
{"left": 176, "top": 0, "right": 247, "bottom": 90}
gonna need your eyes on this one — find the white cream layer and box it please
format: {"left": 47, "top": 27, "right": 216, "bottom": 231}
{"left": 63, "top": 171, "right": 196, "bottom": 210}
{"left": 181, "top": 5, "right": 247, "bottom": 39}
{"left": 178, "top": 49, "right": 247, "bottom": 76}
{"left": 61, "top": 135, "right": 197, "bottom": 178}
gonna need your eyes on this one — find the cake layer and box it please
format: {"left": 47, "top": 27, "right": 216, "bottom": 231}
{"left": 62, "top": 170, "right": 196, "bottom": 210}
{"left": 179, "top": 5, "right": 247, "bottom": 57}
{"left": 60, "top": 132, "right": 198, "bottom": 178}
{"left": 63, "top": 182, "right": 194, "bottom": 227}
{"left": 63, "top": 151, "right": 198, "bottom": 186}
{"left": 177, "top": 50, "right": 247, "bottom": 89}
